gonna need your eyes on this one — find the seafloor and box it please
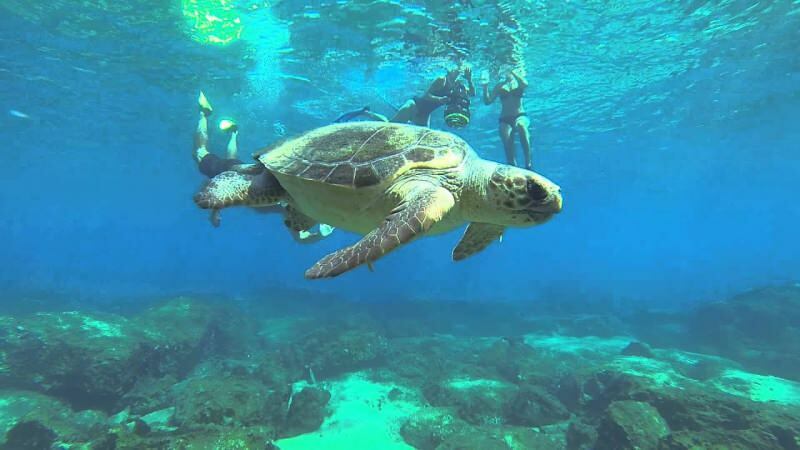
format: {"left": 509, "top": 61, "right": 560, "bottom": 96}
{"left": 1, "top": 285, "right": 799, "bottom": 449}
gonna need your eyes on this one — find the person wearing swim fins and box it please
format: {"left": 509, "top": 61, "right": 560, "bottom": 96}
{"left": 335, "top": 65, "right": 475, "bottom": 129}
{"left": 194, "top": 91, "right": 246, "bottom": 179}
{"left": 192, "top": 92, "right": 335, "bottom": 241}
{"left": 334, "top": 105, "right": 388, "bottom": 123}
{"left": 482, "top": 68, "right": 533, "bottom": 170}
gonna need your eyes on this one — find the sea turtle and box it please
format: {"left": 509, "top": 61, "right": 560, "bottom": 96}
{"left": 194, "top": 121, "right": 562, "bottom": 279}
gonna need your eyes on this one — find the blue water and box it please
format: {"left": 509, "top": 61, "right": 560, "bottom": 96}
{"left": 1, "top": 0, "right": 798, "bottom": 307}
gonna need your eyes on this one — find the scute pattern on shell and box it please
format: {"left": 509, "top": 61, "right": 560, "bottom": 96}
{"left": 261, "top": 122, "right": 467, "bottom": 188}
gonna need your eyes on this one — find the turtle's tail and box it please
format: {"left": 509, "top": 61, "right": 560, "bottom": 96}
{"left": 194, "top": 170, "right": 285, "bottom": 210}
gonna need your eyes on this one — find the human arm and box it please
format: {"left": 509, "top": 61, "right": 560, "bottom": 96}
{"left": 420, "top": 77, "right": 451, "bottom": 105}
{"left": 482, "top": 83, "right": 499, "bottom": 105}
{"left": 510, "top": 69, "right": 528, "bottom": 89}
{"left": 464, "top": 66, "right": 476, "bottom": 96}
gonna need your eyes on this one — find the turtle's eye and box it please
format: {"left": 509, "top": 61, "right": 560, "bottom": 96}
{"left": 527, "top": 179, "right": 549, "bottom": 201}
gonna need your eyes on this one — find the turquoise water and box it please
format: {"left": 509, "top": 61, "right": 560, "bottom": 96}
{"left": 0, "top": 1, "right": 799, "bottom": 448}
{"left": 1, "top": 0, "right": 798, "bottom": 303}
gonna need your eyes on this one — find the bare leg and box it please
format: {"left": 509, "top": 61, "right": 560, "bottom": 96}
{"left": 226, "top": 130, "right": 238, "bottom": 160}
{"left": 363, "top": 110, "right": 389, "bottom": 122}
{"left": 415, "top": 112, "right": 433, "bottom": 128}
{"left": 499, "top": 122, "right": 516, "bottom": 166}
{"left": 195, "top": 92, "right": 220, "bottom": 225}
{"left": 194, "top": 93, "right": 212, "bottom": 164}
{"left": 516, "top": 115, "right": 532, "bottom": 170}
{"left": 390, "top": 99, "right": 417, "bottom": 124}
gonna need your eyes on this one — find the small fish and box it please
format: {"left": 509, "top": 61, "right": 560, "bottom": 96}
{"left": 9, "top": 109, "right": 30, "bottom": 119}
{"left": 72, "top": 66, "right": 97, "bottom": 74}
{"left": 279, "top": 73, "right": 312, "bottom": 83}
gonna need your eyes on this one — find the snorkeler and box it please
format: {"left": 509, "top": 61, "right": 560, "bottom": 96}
{"left": 392, "top": 66, "right": 475, "bottom": 127}
{"left": 333, "top": 66, "right": 475, "bottom": 128}
{"left": 194, "top": 92, "right": 249, "bottom": 178}
{"left": 482, "top": 69, "right": 533, "bottom": 170}
{"left": 192, "top": 92, "right": 334, "bottom": 242}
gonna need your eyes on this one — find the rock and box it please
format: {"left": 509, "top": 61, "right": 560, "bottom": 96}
{"left": 172, "top": 376, "right": 286, "bottom": 429}
{"left": 554, "top": 374, "right": 581, "bottom": 412}
{"left": 119, "top": 375, "right": 178, "bottom": 415}
{"left": 675, "top": 285, "right": 800, "bottom": 381}
{"left": 0, "top": 390, "right": 107, "bottom": 447}
{"left": 399, "top": 409, "right": 468, "bottom": 450}
{"left": 173, "top": 427, "right": 274, "bottom": 449}
{"left": 621, "top": 341, "right": 654, "bottom": 358}
{"left": 0, "top": 311, "right": 146, "bottom": 411}
{"left": 0, "top": 298, "right": 230, "bottom": 411}
{"left": 134, "top": 297, "right": 232, "bottom": 357}
{"left": 140, "top": 407, "right": 176, "bottom": 433}
{"left": 673, "top": 357, "right": 727, "bottom": 381}
{"left": 478, "top": 338, "right": 541, "bottom": 384}
{"left": 1, "top": 420, "right": 56, "bottom": 450}
{"left": 566, "top": 420, "right": 597, "bottom": 450}
{"left": 384, "top": 337, "right": 470, "bottom": 382}
{"left": 423, "top": 378, "right": 517, "bottom": 426}
{"left": 596, "top": 400, "right": 669, "bottom": 450}
{"left": 289, "top": 326, "right": 388, "bottom": 379}
{"left": 109, "top": 425, "right": 272, "bottom": 450}
{"left": 581, "top": 370, "right": 642, "bottom": 414}
{"left": 659, "top": 430, "right": 786, "bottom": 450}
{"left": 130, "top": 298, "right": 235, "bottom": 376}
{"left": 281, "top": 386, "right": 331, "bottom": 438}
{"left": 505, "top": 385, "right": 570, "bottom": 427}
{"left": 131, "top": 418, "right": 150, "bottom": 436}
{"left": 631, "top": 383, "right": 800, "bottom": 450}
{"left": 436, "top": 427, "right": 510, "bottom": 450}
{"left": 559, "top": 315, "right": 627, "bottom": 338}
{"left": 504, "top": 426, "right": 568, "bottom": 450}
{"left": 108, "top": 408, "right": 130, "bottom": 426}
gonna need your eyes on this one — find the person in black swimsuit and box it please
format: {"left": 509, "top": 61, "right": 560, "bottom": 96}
{"left": 193, "top": 91, "right": 251, "bottom": 179}
{"left": 482, "top": 69, "right": 532, "bottom": 170}
{"left": 334, "top": 66, "right": 474, "bottom": 128}
{"left": 393, "top": 66, "right": 475, "bottom": 127}
{"left": 192, "top": 92, "right": 335, "bottom": 241}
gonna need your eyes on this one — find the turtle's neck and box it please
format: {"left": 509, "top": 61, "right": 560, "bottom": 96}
{"left": 461, "top": 158, "right": 498, "bottom": 222}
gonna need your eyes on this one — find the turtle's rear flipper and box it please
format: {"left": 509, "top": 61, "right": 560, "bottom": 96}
{"left": 284, "top": 204, "right": 316, "bottom": 234}
{"left": 282, "top": 205, "right": 336, "bottom": 244}
{"left": 194, "top": 170, "right": 285, "bottom": 210}
{"left": 305, "top": 184, "right": 455, "bottom": 279}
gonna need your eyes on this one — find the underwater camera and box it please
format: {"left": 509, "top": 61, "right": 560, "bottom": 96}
{"left": 444, "top": 81, "right": 470, "bottom": 128}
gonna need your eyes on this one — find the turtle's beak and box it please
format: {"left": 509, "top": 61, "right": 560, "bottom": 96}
{"left": 530, "top": 190, "right": 562, "bottom": 217}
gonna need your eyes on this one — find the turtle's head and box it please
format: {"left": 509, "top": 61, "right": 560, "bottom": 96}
{"left": 479, "top": 164, "right": 562, "bottom": 227}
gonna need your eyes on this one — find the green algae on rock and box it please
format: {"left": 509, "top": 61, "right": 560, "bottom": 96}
{"left": 0, "top": 298, "right": 235, "bottom": 412}
{"left": 423, "top": 377, "right": 518, "bottom": 426}
{"left": 596, "top": 400, "right": 669, "bottom": 450}
{"left": 0, "top": 389, "right": 108, "bottom": 448}
{"left": 400, "top": 408, "right": 469, "bottom": 450}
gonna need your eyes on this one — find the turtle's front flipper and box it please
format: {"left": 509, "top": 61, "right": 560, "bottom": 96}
{"left": 194, "top": 170, "right": 285, "bottom": 210}
{"left": 209, "top": 209, "right": 221, "bottom": 228}
{"left": 305, "top": 184, "right": 455, "bottom": 279}
{"left": 452, "top": 223, "right": 505, "bottom": 261}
